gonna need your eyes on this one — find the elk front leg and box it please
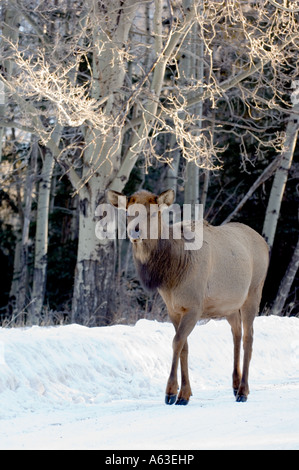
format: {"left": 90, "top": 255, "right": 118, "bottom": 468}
{"left": 176, "top": 339, "right": 192, "bottom": 405}
{"left": 164, "top": 339, "right": 192, "bottom": 405}
{"left": 165, "top": 344, "right": 180, "bottom": 405}
{"left": 165, "top": 311, "right": 180, "bottom": 405}
{"left": 165, "top": 310, "right": 197, "bottom": 406}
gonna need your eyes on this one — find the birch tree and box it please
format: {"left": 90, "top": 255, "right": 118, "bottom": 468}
{"left": 262, "top": 84, "right": 299, "bottom": 250}
{"left": 15, "top": 138, "right": 37, "bottom": 318}
{"left": 5, "top": 137, "right": 37, "bottom": 320}
{"left": 29, "top": 128, "right": 62, "bottom": 324}
{"left": 0, "top": 3, "right": 20, "bottom": 162}
{"left": 271, "top": 235, "right": 299, "bottom": 316}
{"left": 183, "top": 0, "right": 204, "bottom": 208}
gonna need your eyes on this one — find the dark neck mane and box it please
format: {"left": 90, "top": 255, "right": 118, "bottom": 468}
{"left": 133, "top": 237, "right": 192, "bottom": 292}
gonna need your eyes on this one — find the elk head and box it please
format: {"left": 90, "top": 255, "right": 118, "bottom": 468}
{"left": 106, "top": 189, "right": 175, "bottom": 243}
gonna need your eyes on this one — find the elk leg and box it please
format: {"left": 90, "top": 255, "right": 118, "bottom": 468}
{"left": 236, "top": 291, "right": 261, "bottom": 402}
{"left": 176, "top": 339, "right": 192, "bottom": 405}
{"left": 165, "top": 312, "right": 180, "bottom": 405}
{"left": 165, "top": 310, "right": 197, "bottom": 406}
{"left": 236, "top": 321, "right": 253, "bottom": 402}
{"left": 227, "top": 311, "right": 242, "bottom": 397}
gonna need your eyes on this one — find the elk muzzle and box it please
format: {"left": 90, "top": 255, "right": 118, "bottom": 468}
{"left": 128, "top": 225, "right": 142, "bottom": 242}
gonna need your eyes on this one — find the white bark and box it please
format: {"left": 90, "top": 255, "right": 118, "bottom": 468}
{"left": 8, "top": 224, "right": 22, "bottom": 308}
{"left": 0, "top": 4, "right": 20, "bottom": 161}
{"left": 72, "top": 0, "right": 140, "bottom": 324}
{"left": 29, "top": 126, "right": 62, "bottom": 323}
{"left": 200, "top": 169, "right": 210, "bottom": 215}
{"left": 8, "top": 140, "right": 37, "bottom": 318}
{"left": 164, "top": 135, "right": 180, "bottom": 195}
{"left": 73, "top": 0, "right": 188, "bottom": 323}
{"left": 271, "top": 236, "right": 299, "bottom": 316}
{"left": 29, "top": 150, "right": 55, "bottom": 323}
{"left": 222, "top": 153, "right": 285, "bottom": 225}
{"left": 262, "top": 93, "right": 299, "bottom": 250}
{"left": 72, "top": 174, "right": 115, "bottom": 325}
{"left": 17, "top": 139, "right": 38, "bottom": 315}
{"left": 184, "top": 0, "right": 204, "bottom": 209}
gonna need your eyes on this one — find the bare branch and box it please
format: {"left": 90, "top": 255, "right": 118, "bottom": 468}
{"left": 221, "top": 154, "right": 284, "bottom": 225}
{"left": 0, "top": 119, "right": 35, "bottom": 134}
{"left": 268, "top": 0, "right": 299, "bottom": 13}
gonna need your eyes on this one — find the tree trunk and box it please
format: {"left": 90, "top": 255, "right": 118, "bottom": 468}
{"left": 17, "top": 139, "right": 38, "bottom": 316}
{"left": 200, "top": 169, "right": 210, "bottom": 215}
{"left": 8, "top": 138, "right": 37, "bottom": 320}
{"left": 71, "top": 0, "right": 196, "bottom": 325}
{"left": 164, "top": 134, "right": 180, "bottom": 195}
{"left": 271, "top": 236, "right": 299, "bottom": 316}
{"left": 262, "top": 94, "right": 299, "bottom": 250}
{"left": 222, "top": 153, "right": 285, "bottom": 225}
{"left": 184, "top": 164, "right": 199, "bottom": 207}
{"left": 72, "top": 1, "right": 196, "bottom": 326}
{"left": 8, "top": 225, "right": 22, "bottom": 316}
{"left": 29, "top": 148, "right": 55, "bottom": 323}
{"left": 72, "top": 236, "right": 115, "bottom": 326}
{"left": 71, "top": 170, "right": 116, "bottom": 326}
{"left": 0, "top": 5, "right": 20, "bottom": 161}
{"left": 184, "top": 0, "right": 204, "bottom": 210}
{"left": 71, "top": 0, "right": 139, "bottom": 325}
{"left": 112, "top": 1, "right": 195, "bottom": 191}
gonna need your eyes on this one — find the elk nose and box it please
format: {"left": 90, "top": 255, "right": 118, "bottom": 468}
{"left": 128, "top": 226, "right": 141, "bottom": 241}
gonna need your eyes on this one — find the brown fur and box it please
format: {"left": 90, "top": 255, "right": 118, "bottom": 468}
{"left": 134, "top": 238, "right": 193, "bottom": 291}
{"left": 107, "top": 189, "right": 269, "bottom": 405}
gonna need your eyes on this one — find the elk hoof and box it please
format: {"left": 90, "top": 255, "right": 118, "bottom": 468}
{"left": 175, "top": 397, "right": 189, "bottom": 406}
{"left": 233, "top": 388, "right": 238, "bottom": 397}
{"left": 236, "top": 394, "right": 247, "bottom": 402}
{"left": 165, "top": 394, "right": 177, "bottom": 405}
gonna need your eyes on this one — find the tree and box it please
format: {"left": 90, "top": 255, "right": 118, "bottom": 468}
{"left": 29, "top": 128, "right": 62, "bottom": 324}
{"left": 271, "top": 235, "right": 299, "bottom": 316}
{"left": 262, "top": 84, "right": 299, "bottom": 251}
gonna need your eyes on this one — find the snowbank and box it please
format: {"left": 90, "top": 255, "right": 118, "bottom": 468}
{"left": 0, "top": 316, "right": 298, "bottom": 449}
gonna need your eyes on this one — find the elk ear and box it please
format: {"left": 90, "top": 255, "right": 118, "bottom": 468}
{"left": 157, "top": 189, "right": 175, "bottom": 207}
{"left": 106, "top": 190, "right": 127, "bottom": 209}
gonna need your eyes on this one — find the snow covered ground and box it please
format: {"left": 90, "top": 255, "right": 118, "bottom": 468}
{"left": 0, "top": 316, "right": 298, "bottom": 450}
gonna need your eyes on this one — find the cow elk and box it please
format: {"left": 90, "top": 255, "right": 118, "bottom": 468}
{"left": 107, "top": 189, "right": 269, "bottom": 405}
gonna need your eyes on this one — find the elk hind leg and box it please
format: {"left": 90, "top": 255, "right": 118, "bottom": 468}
{"left": 227, "top": 311, "right": 242, "bottom": 397}
{"left": 236, "top": 292, "right": 261, "bottom": 402}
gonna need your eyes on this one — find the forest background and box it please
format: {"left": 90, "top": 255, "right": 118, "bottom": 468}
{"left": 0, "top": 0, "right": 298, "bottom": 327}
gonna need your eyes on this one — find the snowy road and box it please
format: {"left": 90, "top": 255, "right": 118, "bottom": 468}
{"left": 0, "top": 317, "right": 298, "bottom": 450}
